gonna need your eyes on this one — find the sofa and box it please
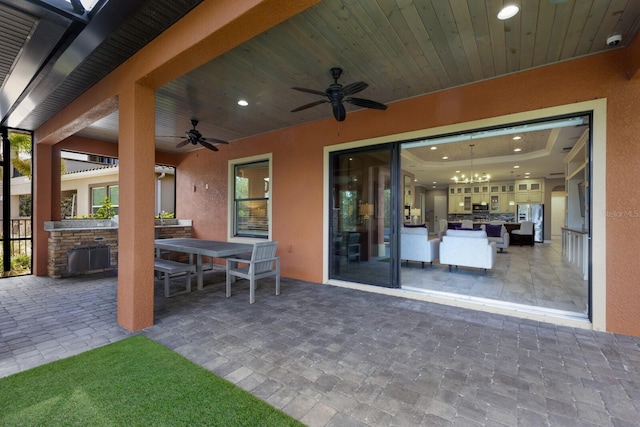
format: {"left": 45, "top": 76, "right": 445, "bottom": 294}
{"left": 481, "top": 223, "right": 510, "bottom": 252}
{"left": 439, "top": 229, "right": 497, "bottom": 272}
{"left": 400, "top": 226, "right": 439, "bottom": 267}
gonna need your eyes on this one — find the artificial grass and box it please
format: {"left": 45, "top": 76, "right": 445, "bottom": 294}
{"left": 0, "top": 335, "right": 304, "bottom": 426}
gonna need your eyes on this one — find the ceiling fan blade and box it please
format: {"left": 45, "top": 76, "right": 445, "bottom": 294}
{"left": 202, "top": 137, "right": 229, "bottom": 145}
{"left": 346, "top": 97, "right": 388, "bottom": 110}
{"left": 199, "top": 140, "right": 219, "bottom": 151}
{"left": 332, "top": 102, "right": 346, "bottom": 122}
{"left": 291, "top": 99, "right": 328, "bottom": 112}
{"left": 175, "top": 139, "right": 191, "bottom": 148}
{"left": 342, "top": 81, "right": 368, "bottom": 96}
{"left": 291, "top": 87, "right": 327, "bottom": 96}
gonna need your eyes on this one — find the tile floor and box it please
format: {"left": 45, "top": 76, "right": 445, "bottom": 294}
{"left": 402, "top": 241, "right": 587, "bottom": 314}
{"left": 1, "top": 269, "right": 639, "bottom": 426}
{"left": 337, "top": 240, "right": 587, "bottom": 315}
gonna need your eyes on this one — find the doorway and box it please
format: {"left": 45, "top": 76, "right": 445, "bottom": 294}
{"left": 399, "top": 114, "right": 591, "bottom": 316}
{"left": 329, "top": 145, "right": 396, "bottom": 287}
{"left": 434, "top": 195, "right": 447, "bottom": 233}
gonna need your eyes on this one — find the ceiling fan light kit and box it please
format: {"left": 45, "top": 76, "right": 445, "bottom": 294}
{"left": 291, "top": 67, "right": 387, "bottom": 122}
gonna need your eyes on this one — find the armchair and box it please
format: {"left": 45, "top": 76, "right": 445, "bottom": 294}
{"left": 439, "top": 229, "right": 497, "bottom": 272}
{"left": 461, "top": 219, "right": 474, "bottom": 229}
{"left": 400, "top": 226, "right": 439, "bottom": 267}
{"left": 226, "top": 241, "right": 280, "bottom": 304}
{"left": 346, "top": 232, "right": 361, "bottom": 270}
{"left": 481, "top": 223, "right": 510, "bottom": 252}
{"left": 512, "top": 221, "right": 534, "bottom": 246}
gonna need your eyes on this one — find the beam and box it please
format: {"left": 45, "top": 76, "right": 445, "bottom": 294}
{"left": 34, "top": 0, "right": 320, "bottom": 145}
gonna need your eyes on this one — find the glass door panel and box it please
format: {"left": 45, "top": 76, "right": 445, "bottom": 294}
{"left": 330, "top": 146, "right": 394, "bottom": 287}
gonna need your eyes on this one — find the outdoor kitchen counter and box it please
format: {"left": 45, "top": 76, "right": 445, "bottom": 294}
{"left": 44, "top": 219, "right": 193, "bottom": 231}
{"left": 45, "top": 219, "right": 192, "bottom": 278}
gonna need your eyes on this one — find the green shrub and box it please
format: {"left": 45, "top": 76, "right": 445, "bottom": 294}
{"left": 0, "top": 254, "right": 31, "bottom": 275}
{"left": 93, "top": 197, "right": 116, "bottom": 219}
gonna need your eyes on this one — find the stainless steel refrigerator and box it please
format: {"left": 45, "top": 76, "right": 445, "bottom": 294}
{"left": 517, "top": 204, "right": 544, "bottom": 242}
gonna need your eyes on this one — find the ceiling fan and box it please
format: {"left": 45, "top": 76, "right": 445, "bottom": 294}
{"left": 162, "top": 119, "right": 229, "bottom": 151}
{"left": 290, "top": 67, "right": 388, "bottom": 122}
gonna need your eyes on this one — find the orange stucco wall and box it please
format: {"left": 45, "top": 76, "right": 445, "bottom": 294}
{"left": 30, "top": 0, "right": 640, "bottom": 334}
{"left": 32, "top": 0, "right": 319, "bottom": 331}
{"left": 176, "top": 49, "right": 640, "bottom": 336}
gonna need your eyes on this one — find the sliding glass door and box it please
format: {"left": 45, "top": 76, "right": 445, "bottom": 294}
{"left": 329, "top": 145, "right": 398, "bottom": 287}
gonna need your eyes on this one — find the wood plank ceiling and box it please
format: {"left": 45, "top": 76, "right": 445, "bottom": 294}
{"left": 31, "top": 1, "right": 640, "bottom": 185}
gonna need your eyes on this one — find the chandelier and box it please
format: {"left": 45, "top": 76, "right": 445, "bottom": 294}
{"left": 451, "top": 144, "right": 490, "bottom": 184}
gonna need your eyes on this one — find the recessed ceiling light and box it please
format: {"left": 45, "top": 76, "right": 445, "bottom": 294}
{"left": 525, "top": 172, "right": 531, "bottom": 175}
{"left": 430, "top": 146, "right": 437, "bottom": 150}
{"left": 442, "top": 156, "right": 448, "bottom": 160}
{"left": 455, "top": 170, "right": 460, "bottom": 173}
{"left": 414, "top": 179, "right": 418, "bottom": 182}
{"left": 513, "top": 136, "right": 521, "bottom": 140}
{"left": 497, "top": 5, "right": 519, "bottom": 20}
{"left": 237, "top": 99, "right": 249, "bottom": 106}
{"left": 514, "top": 148, "right": 522, "bottom": 152}
{"left": 433, "top": 181, "right": 437, "bottom": 184}
{"left": 514, "top": 165, "right": 520, "bottom": 168}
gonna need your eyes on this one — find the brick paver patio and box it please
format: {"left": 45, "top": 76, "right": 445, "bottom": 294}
{"left": 1, "top": 270, "right": 640, "bottom": 426}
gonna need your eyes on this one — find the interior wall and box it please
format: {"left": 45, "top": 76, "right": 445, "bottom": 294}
{"left": 543, "top": 178, "right": 566, "bottom": 241}
{"left": 175, "top": 48, "right": 640, "bottom": 336}
{"left": 551, "top": 191, "right": 566, "bottom": 239}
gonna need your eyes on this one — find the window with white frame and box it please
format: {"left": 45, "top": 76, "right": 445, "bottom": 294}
{"left": 230, "top": 157, "right": 270, "bottom": 238}
{"left": 91, "top": 184, "right": 119, "bottom": 216}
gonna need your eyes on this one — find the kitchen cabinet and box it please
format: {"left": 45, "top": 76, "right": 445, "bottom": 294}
{"left": 515, "top": 179, "right": 543, "bottom": 203}
{"left": 448, "top": 194, "right": 462, "bottom": 213}
{"left": 490, "top": 195, "right": 499, "bottom": 212}
{"left": 450, "top": 181, "right": 518, "bottom": 212}
{"left": 500, "top": 193, "right": 516, "bottom": 213}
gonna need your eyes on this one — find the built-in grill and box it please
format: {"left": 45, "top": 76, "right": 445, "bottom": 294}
{"left": 67, "top": 245, "right": 110, "bottom": 273}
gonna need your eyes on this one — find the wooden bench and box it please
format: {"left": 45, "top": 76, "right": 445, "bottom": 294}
{"left": 153, "top": 258, "right": 195, "bottom": 297}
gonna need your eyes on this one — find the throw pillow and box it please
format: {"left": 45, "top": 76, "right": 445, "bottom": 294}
{"left": 485, "top": 224, "right": 502, "bottom": 237}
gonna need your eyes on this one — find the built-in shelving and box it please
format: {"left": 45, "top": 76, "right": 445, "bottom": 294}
{"left": 562, "top": 129, "right": 589, "bottom": 276}
{"left": 564, "top": 129, "right": 589, "bottom": 232}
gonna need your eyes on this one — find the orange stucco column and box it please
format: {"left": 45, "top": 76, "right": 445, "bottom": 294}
{"left": 117, "top": 83, "right": 156, "bottom": 331}
{"left": 32, "top": 143, "right": 54, "bottom": 276}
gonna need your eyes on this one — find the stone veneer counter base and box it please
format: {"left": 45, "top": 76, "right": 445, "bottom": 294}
{"left": 45, "top": 219, "right": 192, "bottom": 278}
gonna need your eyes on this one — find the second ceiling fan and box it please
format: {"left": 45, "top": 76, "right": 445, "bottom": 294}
{"left": 164, "top": 119, "right": 229, "bottom": 152}
{"left": 290, "top": 67, "right": 387, "bottom": 122}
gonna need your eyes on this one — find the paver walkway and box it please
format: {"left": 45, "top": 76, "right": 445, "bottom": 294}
{"left": 1, "top": 270, "right": 640, "bottom": 426}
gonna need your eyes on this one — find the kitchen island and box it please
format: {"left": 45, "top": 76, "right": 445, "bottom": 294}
{"left": 446, "top": 221, "right": 521, "bottom": 234}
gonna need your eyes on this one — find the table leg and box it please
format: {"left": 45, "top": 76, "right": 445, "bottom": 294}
{"left": 197, "top": 254, "right": 203, "bottom": 290}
